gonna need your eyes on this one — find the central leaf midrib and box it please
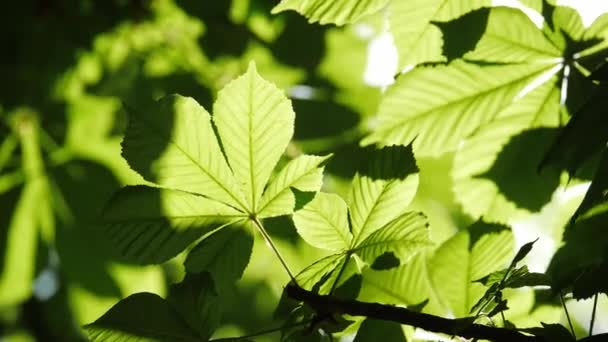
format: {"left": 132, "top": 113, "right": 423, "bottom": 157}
{"left": 351, "top": 180, "right": 390, "bottom": 247}
{"left": 138, "top": 112, "right": 248, "bottom": 212}
{"left": 380, "top": 63, "right": 554, "bottom": 136}
{"left": 104, "top": 215, "right": 247, "bottom": 224}
{"left": 316, "top": 210, "right": 351, "bottom": 248}
{"left": 248, "top": 72, "right": 257, "bottom": 213}
{"left": 480, "top": 31, "right": 562, "bottom": 58}
{"left": 352, "top": 235, "right": 428, "bottom": 253}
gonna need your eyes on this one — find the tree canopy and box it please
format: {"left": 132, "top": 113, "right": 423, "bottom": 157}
{"left": 1, "top": 1, "right": 607, "bottom": 341}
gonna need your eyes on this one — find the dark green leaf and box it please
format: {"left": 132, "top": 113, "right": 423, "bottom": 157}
{"left": 167, "top": 273, "right": 220, "bottom": 341}
{"left": 184, "top": 222, "right": 254, "bottom": 291}
{"left": 354, "top": 319, "right": 406, "bottom": 342}
{"left": 84, "top": 293, "right": 201, "bottom": 342}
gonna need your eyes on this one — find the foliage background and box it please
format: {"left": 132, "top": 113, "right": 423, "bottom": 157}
{"left": 0, "top": 0, "right": 607, "bottom": 341}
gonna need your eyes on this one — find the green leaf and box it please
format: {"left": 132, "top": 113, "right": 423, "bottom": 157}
{"left": 452, "top": 80, "right": 561, "bottom": 221}
{"left": 167, "top": 273, "right": 220, "bottom": 341}
{"left": 102, "top": 186, "right": 244, "bottom": 263}
{"left": 361, "top": 60, "right": 555, "bottom": 156}
{"left": 121, "top": 95, "right": 246, "bottom": 210}
{"left": 213, "top": 62, "right": 294, "bottom": 214}
{"left": 85, "top": 292, "right": 202, "bottom": 342}
{"left": 547, "top": 202, "right": 608, "bottom": 298}
{"left": 429, "top": 223, "right": 513, "bottom": 316}
{"left": 353, "top": 212, "right": 431, "bottom": 268}
{"left": 348, "top": 146, "right": 419, "bottom": 245}
{"left": 432, "top": 0, "right": 490, "bottom": 22}
{"left": 512, "top": 238, "right": 539, "bottom": 266}
{"left": 354, "top": 319, "right": 406, "bottom": 342}
{"left": 0, "top": 182, "right": 43, "bottom": 306}
{"left": 388, "top": 0, "right": 493, "bottom": 67}
{"left": 295, "top": 253, "right": 345, "bottom": 290}
{"left": 359, "top": 253, "right": 437, "bottom": 310}
{"left": 293, "top": 192, "right": 353, "bottom": 251}
{"left": 389, "top": 1, "right": 445, "bottom": 67}
{"left": 464, "top": 7, "right": 561, "bottom": 63}
{"left": 540, "top": 90, "right": 608, "bottom": 174}
{"left": 258, "top": 154, "right": 331, "bottom": 218}
{"left": 184, "top": 222, "right": 254, "bottom": 290}
{"left": 271, "top": 0, "right": 390, "bottom": 26}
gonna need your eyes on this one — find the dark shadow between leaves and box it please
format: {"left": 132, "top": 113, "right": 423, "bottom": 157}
{"left": 292, "top": 98, "right": 360, "bottom": 141}
{"left": 326, "top": 144, "right": 418, "bottom": 180}
{"left": 480, "top": 128, "right": 561, "bottom": 212}
{"left": 334, "top": 274, "right": 362, "bottom": 300}
{"left": 371, "top": 252, "right": 401, "bottom": 271}
{"left": 271, "top": 12, "right": 327, "bottom": 70}
{"left": 435, "top": 8, "right": 489, "bottom": 62}
{"left": 467, "top": 220, "right": 511, "bottom": 251}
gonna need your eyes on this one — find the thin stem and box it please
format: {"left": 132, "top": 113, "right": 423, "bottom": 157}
{"left": 590, "top": 293, "right": 598, "bottom": 336}
{"left": 329, "top": 254, "right": 350, "bottom": 294}
{"left": 209, "top": 318, "right": 313, "bottom": 341}
{"left": 252, "top": 216, "right": 297, "bottom": 283}
{"left": 560, "top": 292, "right": 576, "bottom": 339}
{"left": 500, "top": 311, "right": 506, "bottom": 327}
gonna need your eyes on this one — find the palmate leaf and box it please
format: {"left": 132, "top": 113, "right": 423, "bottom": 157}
{"left": 104, "top": 62, "right": 329, "bottom": 272}
{"left": 364, "top": 5, "right": 580, "bottom": 156}
{"left": 271, "top": 0, "right": 390, "bottom": 26}
{"left": 292, "top": 147, "right": 426, "bottom": 290}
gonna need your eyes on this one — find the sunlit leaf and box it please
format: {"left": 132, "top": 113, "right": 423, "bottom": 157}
{"left": 293, "top": 192, "right": 353, "bottom": 251}
{"left": 362, "top": 60, "right": 555, "bottom": 156}
{"left": 464, "top": 7, "right": 560, "bottom": 63}
{"left": 295, "top": 253, "right": 345, "bottom": 290}
{"left": 258, "top": 154, "right": 331, "bottom": 218}
{"left": 389, "top": 0, "right": 445, "bottom": 67}
{"left": 348, "top": 146, "right": 419, "bottom": 244}
{"left": 429, "top": 223, "right": 513, "bottom": 316}
{"left": 213, "top": 62, "right": 295, "bottom": 213}
{"left": 452, "top": 80, "right": 561, "bottom": 221}
{"left": 121, "top": 95, "right": 246, "bottom": 210}
{"left": 353, "top": 212, "right": 431, "bottom": 267}
{"left": 271, "top": 0, "right": 390, "bottom": 25}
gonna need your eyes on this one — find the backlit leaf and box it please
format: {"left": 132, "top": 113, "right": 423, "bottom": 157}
{"left": 102, "top": 186, "right": 244, "bottom": 263}
{"left": 272, "top": 0, "right": 390, "bottom": 26}
{"left": 293, "top": 192, "right": 352, "bottom": 251}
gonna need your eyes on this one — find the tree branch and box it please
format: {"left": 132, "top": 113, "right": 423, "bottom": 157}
{"left": 285, "top": 284, "right": 538, "bottom": 342}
